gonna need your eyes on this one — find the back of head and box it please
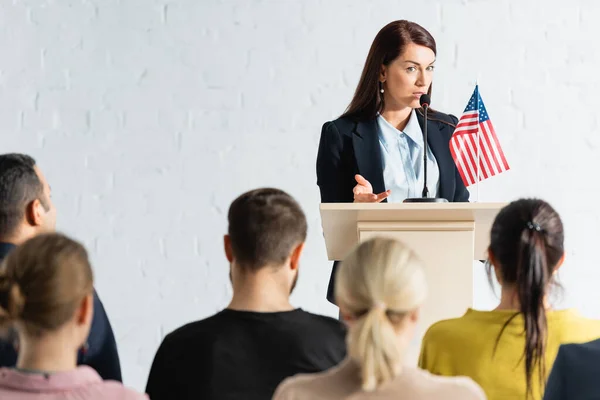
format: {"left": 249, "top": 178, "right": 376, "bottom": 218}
{"left": 227, "top": 188, "right": 307, "bottom": 271}
{"left": 335, "top": 237, "right": 427, "bottom": 391}
{"left": 0, "top": 153, "right": 48, "bottom": 239}
{"left": 0, "top": 233, "right": 94, "bottom": 337}
{"left": 488, "top": 198, "right": 564, "bottom": 396}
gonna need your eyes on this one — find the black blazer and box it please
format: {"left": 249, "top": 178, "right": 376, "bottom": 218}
{"left": 543, "top": 338, "right": 600, "bottom": 400}
{"left": 317, "top": 109, "right": 470, "bottom": 303}
{"left": 317, "top": 108, "right": 469, "bottom": 204}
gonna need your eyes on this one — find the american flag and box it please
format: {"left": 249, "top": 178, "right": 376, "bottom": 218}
{"left": 450, "top": 85, "right": 509, "bottom": 187}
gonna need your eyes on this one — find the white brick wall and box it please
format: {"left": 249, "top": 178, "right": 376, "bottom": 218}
{"left": 3, "top": 0, "right": 600, "bottom": 391}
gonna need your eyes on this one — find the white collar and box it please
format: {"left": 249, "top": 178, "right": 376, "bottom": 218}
{"left": 377, "top": 109, "right": 423, "bottom": 148}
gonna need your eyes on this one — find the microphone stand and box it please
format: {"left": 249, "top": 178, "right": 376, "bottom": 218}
{"left": 404, "top": 99, "right": 448, "bottom": 203}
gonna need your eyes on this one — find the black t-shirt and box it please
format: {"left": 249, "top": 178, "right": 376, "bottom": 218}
{"left": 145, "top": 308, "right": 347, "bottom": 400}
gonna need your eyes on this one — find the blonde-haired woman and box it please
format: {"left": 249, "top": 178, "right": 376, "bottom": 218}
{"left": 273, "top": 237, "right": 485, "bottom": 399}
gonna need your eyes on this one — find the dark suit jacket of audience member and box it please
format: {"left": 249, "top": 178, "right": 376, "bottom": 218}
{"left": 0, "top": 242, "right": 123, "bottom": 382}
{"left": 543, "top": 338, "right": 600, "bottom": 400}
{"left": 317, "top": 109, "right": 470, "bottom": 304}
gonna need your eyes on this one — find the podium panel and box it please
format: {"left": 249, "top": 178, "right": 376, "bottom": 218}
{"left": 358, "top": 222, "right": 474, "bottom": 365}
{"left": 319, "top": 202, "right": 506, "bottom": 366}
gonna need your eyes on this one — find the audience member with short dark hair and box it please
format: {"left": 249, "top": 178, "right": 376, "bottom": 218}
{"left": 274, "top": 237, "right": 485, "bottom": 400}
{"left": 419, "top": 199, "right": 600, "bottom": 400}
{"left": 0, "top": 153, "right": 122, "bottom": 382}
{"left": 0, "top": 233, "right": 146, "bottom": 399}
{"left": 145, "top": 188, "right": 347, "bottom": 400}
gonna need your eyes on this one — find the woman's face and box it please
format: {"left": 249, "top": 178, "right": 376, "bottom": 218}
{"left": 380, "top": 43, "right": 436, "bottom": 110}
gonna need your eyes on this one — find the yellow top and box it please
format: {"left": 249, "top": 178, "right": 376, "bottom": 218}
{"left": 419, "top": 308, "right": 600, "bottom": 400}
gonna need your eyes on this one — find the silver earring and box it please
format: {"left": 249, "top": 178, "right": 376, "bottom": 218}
{"left": 380, "top": 82, "right": 384, "bottom": 93}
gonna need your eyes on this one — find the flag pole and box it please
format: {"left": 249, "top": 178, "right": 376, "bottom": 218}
{"left": 475, "top": 77, "right": 481, "bottom": 202}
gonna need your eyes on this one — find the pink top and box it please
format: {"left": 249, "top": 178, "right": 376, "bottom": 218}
{"left": 0, "top": 366, "right": 147, "bottom": 400}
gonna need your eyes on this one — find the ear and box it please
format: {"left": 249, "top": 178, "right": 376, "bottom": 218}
{"left": 289, "top": 242, "right": 305, "bottom": 271}
{"left": 25, "top": 199, "right": 45, "bottom": 227}
{"left": 486, "top": 247, "right": 494, "bottom": 266}
{"left": 75, "top": 293, "right": 94, "bottom": 327}
{"left": 224, "top": 235, "right": 234, "bottom": 263}
{"left": 407, "top": 307, "right": 420, "bottom": 324}
{"left": 553, "top": 252, "right": 566, "bottom": 274}
{"left": 339, "top": 307, "right": 354, "bottom": 325}
{"left": 380, "top": 64, "right": 387, "bottom": 82}
{"left": 488, "top": 248, "right": 503, "bottom": 284}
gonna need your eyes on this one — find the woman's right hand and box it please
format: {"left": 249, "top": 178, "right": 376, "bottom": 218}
{"left": 353, "top": 174, "right": 391, "bottom": 203}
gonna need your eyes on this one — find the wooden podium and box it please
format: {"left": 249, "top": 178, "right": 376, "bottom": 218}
{"left": 319, "top": 202, "right": 506, "bottom": 365}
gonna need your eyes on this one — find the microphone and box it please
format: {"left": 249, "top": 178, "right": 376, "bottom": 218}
{"left": 420, "top": 94, "right": 431, "bottom": 198}
{"left": 420, "top": 93, "right": 430, "bottom": 108}
{"left": 403, "top": 94, "right": 448, "bottom": 203}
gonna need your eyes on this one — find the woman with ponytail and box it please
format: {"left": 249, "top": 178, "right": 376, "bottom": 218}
{"left": 419, "top": 198, "right": 600, "bottom": 400}
{"left": 273, "top": 237, "right": 484, "bottom": 399}
{"left": 0, "top": 233, "right": 146, "bottom": 400}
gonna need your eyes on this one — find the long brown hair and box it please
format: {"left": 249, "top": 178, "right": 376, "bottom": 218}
{"left": 341, "top": 20, "right": 436, "bottom": 121}
{"left": 488, "top": 199, "right": 564, "bottom": 397}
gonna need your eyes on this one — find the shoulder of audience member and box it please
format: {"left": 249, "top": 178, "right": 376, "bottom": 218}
{"left": 272, "top": 372, "right": 321, "bottom": 400}
{"left": 559, "top": 337, "right": 600, "bottom": 363}
{"left": 155, "top": 313, "right": 225, "bottom": 355}
{"left": 167, "top": 313, "right": 224, "bottom": 339}
{"left": 418, "top": 369, "right": 486, "bottom": 400}
{"left": 92, "top": 380, "right": 149, "bottom": 399}
{"left": 422, "top": 315, "right": 468, "bottom": 343}
{"left": 300, "top": 310, "right": 347, "bottom": 333}
{"left": 445, "top": 376, "right": 486, "bottom": 399}
{"left": 272, "top": 375, "right": 296, "bottom": 400}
